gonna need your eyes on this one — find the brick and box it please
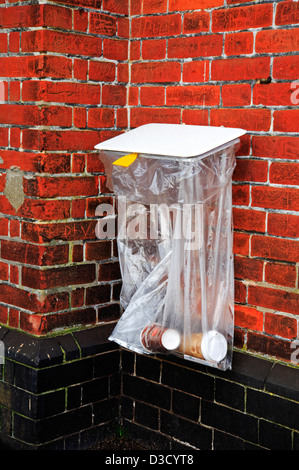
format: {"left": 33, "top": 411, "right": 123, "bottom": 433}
{"left": 103, "top": 0, "right": 129, "bottom": 15}
{"left": 23, "top": 81, "right": 101, "bottom": 105}
{"left": 0, "top": 55, "right": 72, "bottom": 80}
{"left": 233, "top": 158, "right": 268, "bottom": 182}
{"left": 256, "top": 28, "right": 299, "bottom": 53}
{"left": 116, "top": 107, "right": 128, "bottom": 127}
{"left": 248, "top": 285, "right": 298, "bottom": 316}
{"left": 252, "top": 136, "right": 299, "bottom": 160}
{"left": 270, "top": 162, "right": 299, "bottom": 185}
{"left": 118, "top": 17, "right": 130, "bottom": 39}
{"left": 268, "top": 213, "right": 299, "bottom": 239}
{"left": 23, "top": 130, "right": 100, "bottom": 152}
{"left": 232, "top": 184, "right": 250, "bottom": 206}
{"left": 253, "top": 83, "right": 296, "bottom": 107}
{"left": 0, "top": 104, "right": 39, "bottom": 126}
{"left": 211, "top": 57, "right": 270, "bottom": 81}
{"left": 182, "top": 109, "right": 209, "bottom": 126}
{"left": 89, "top": 12, "right": 117, "bottom": 35}
{"left": 0, "top": 283, "right": 69, "bottom": 313}
{"left": 85, "top": 284, "right": 111, "bottom": 305}
{"left": 10, "top": 81, "right": 21, "bottom": 101}
{"left": 166, "top": 85, "right": 220, "bottom": 106}
{"left": 117, "top": 63, "right": 128, "bottom": 83}
{"left": 143, "top": 0, "right": 167, "bottom": 14}
{"left": 42, "top": 56, "right": 73, "bottom": 79}
{"left": 86, "top": 155, "right": 105, "bottom": 174}
{"left": 251, "top": 186, "right": 299, "bottom": 212}
{"left": 0, "top": 128, "right": 8, "bottom": 147}
{"left": 247, "top": 332, "right": 294, "bottom": 362}
{"left": 0, "top": 5, "right": 41, "bottom": 29}
{"left": 42, "top": 4, "right": 73, "bottom": 30}
{"left": 0, "top": 33, "right": 7, "bottom": 53}
{"left": 129, "top": 87, "right": 138, "bottom": 106}
{"left": 234, "top": 256, "right": 264, "bottom": 282}
{"left": 85, "top": 241, "right": 112, "bottom": 261}
{"left": 183, "top": 11, "right": 210, "bottom": 34}
{"left": 71, "top": 199, "right": 86, "bottom": 219}
{"left": 23, "top": 176, "right": 98, "bottom": 198}
{"left": 22, "top": 30, "right": 102, "bottom": 57}
{"left": 19, "top": 199, "right": 71, "bottom": 221}
{"left": 98, "top": 261, "right": 121, "bottom": 281}
{"left": 22, "top": 264, "right": 96, "bottom": 289}
{"left": 0, "top": 57, "right": 40, "bottom": 78}
{"left": 169, "top": 0, "right": 224, "bottom": 10}
{"left": 131, "top": 14, "right": 181, "bottom": 38}
{"left": 130, "top": 41, "right": 141, "bottom": 60}
{"left": 88, "top": 108, "right": 115, "bottom": 128}
{"left": 211, "top": 108, "right": 271, "bottom": 132}
{"left": 130, "top": 107, "right": 181, "bottom": 127}
{"left": 102, "top": 85, "right": 127, "bottom": 105}
{"left": 74, "top": 59, "right": 88, "bottom": 81}
{"left": 140, "top": 86, "right": 165, "bottom": 106}
{"left": 9, "top": 31, "right": 20, "bottom": 53}
{"left": 1, "top": 240, "right": 69, "bottom": 266}
{"left": 274, "top": 110, "right": 299, "bottom": 132}
{"left": 212, "top": 4, "right": 273, "bottom": 32}
{"left": 74, "top": 107, "right": 87, "bottom": 128}
{"left": 265, "top": 312, "right": 297, "bottom": 340}
{"left": 9, "top": 129, "right": 21, "bottom": 150}
{"left": 265, "top": 262, "right": 297, "bottom": 288}
{"left": 142, "top": 39, "right": 166, "bottom": 60}
{"left": 273, "top": 55, "right": 299, "bottom": 80}
{"left": 233, "top": 208, "right": 266, "bottom": 233}
{"left": 234, "top": 305, "right": 263, "bottom": 331}
{"left": 103, "top": 38, "right": 128, "bottom": 60}
{"left": 0, "top": 261, "right": 9, "bottom": 281}
{"left": 183, "top": 60, "right": 209, "bottom": 83}
{"left": 0, "top": 173, "right": 5, "bottom": 192}
{"left": 20, "top": 308, "right": 96, "bottom": 336}
{"left": 251, "top": 236, "right": 299, "bottom": 263}
{"left": 222, "top": 84, "right": 251, "bottom": 106}
{"left": 224, "top": 32, "right": 254, "bottom": 56}
{"left": 74, "top": 10, "right": 88, "bottom": 32}
{"left": 10, "top": 219, "right": 20, "bottom": 238}
{"left": 0, "top": 305, "right": 8, "bottom": 325}
{"left": 169, "top": 35, "right": 223, "bottom": 58}
{"left": 22, "top": 220, "right": 97, "bottom": 244}
{"left": 89, "top": 61, "right": 116, "bottom": 82}
{"left": 131, "top": 62, "right": 181, "bottom": 83}
{"left": 276, "top": 1, "right": 299, "bottom": 25}
{"left": 0, "top": 218, "right": 9, "bottom": 236}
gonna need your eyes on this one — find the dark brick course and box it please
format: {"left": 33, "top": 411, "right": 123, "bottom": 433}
{"left": 0, "top": 324, "right": 298, "bottom": 450}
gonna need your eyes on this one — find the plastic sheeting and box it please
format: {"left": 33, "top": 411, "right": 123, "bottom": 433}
{"left": 99, "top": 139, "right": 239, "bottom": 371}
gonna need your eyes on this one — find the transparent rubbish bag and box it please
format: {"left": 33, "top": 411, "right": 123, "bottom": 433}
{"left": 96, "top": 124, "right": 245, "bottom": 371}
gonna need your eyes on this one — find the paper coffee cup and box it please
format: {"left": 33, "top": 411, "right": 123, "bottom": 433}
{"left": 201, "top": 330, "right": 227, "bottom": 363}
{"left": 179, "top": 330, "right": 227, "bottom": 363}
{"left": 141, "top": 324, "right": 181, "bottom": 353}
{"left": 161, "top": 328, "right": 181, "bottom": 350}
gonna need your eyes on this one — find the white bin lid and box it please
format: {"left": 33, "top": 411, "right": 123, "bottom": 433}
{"left": 95, "top": 123, "right": 246, "bottom": 159}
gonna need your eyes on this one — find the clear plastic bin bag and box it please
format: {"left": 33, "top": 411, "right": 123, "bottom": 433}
{"left": 100, "top": 141, "right": 238, "bottom": 371}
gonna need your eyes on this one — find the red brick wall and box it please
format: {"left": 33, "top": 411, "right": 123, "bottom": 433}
{"left": 127, "top": 0, "right": 299, "bottom": 364}
{"left": 0, "top": 0, "right": 298, "bottom": 365}
{"left": 0, "top": 0, "right": 128, "bottom": 335}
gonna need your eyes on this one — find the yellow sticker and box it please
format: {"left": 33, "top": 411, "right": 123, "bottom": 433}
{"left": 113, "top": 153, "right": 138, "bottom": 167}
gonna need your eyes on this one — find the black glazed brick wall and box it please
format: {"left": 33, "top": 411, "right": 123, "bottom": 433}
{"left": 120, "top": 350, "right": 299, "bottom": 450}
{"left": 0, "top": 324, "right": 120, "bottom": 450}
{"left": 0, "top": 323, "right": 298, "bottom": 450}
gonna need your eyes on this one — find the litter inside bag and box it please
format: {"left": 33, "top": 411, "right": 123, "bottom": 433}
{"left": 99, "top": 138, "right": 238, "bottom": 371}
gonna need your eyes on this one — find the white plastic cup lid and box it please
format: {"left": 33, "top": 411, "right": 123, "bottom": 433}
{"left": 161, "top": 329, "right": 181, "bottom": 350}
{"left": 201, "top": 330, "right": 227, "bottom": 363}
